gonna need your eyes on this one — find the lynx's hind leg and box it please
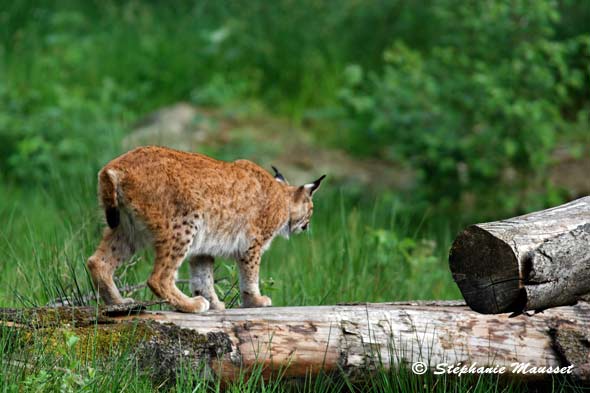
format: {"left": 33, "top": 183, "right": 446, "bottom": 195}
{"left": 189, "top": 255, "right": 225, "bottom": 310}
{"left": 87, "top": 228, "right": 136, "bottom": 305}
{"left": 148, "top": 229, "right": 209, "bottom": 313}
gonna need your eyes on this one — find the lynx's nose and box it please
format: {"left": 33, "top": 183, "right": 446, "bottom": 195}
{"left": 302, "top": 223, "right": 309, "bottom": 231}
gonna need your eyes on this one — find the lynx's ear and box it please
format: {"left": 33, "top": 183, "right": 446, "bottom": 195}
{"left": 271, "top": 165, "right": 288, "bottom": 184}
{"left": 303, "top": 174, "right": 326, "bottom": 197}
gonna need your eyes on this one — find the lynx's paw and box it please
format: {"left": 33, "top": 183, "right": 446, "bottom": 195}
{"left": 106, "top": 297, "right": 135, "bottom": 306}
{"left": 174, "top": 296, "right": 210, "bottom": 313}
{"left": 242, "top": 294, "right": 272, "bottom": 308}
{"left": 209, "top": 301, "right": 226, "bottom": 311}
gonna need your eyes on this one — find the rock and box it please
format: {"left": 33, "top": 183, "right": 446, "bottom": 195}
{"left": 124, "top": 103, "right": 204, "bottom": 150}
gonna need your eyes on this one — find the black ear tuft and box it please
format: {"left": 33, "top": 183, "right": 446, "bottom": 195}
{"left": 305, "top": 174, "right": 326, "bottom": 196}
{"left": 271, "top": 165, "right": 287, "bottom": 183}
{"left": 315, "top": 174, "right": 326, "bottom": 184}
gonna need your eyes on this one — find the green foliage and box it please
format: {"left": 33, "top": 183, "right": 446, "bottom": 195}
{"left": 368, "top": 228, "right": 440, "bottom": 284}
{"left": 0, "top": 86, "right": 125, "bottom": 184}
{"left": 340, "top": 0, "right": 590, "bottom": 214}
{"left": 21, "top": 332, "right": 94, "bottom": 393}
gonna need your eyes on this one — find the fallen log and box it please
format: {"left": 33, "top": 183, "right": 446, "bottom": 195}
{"left": 449, "top": 196, "right": 590, "bottom": 314}
{"left": 2, "top": 301, "right": 590, "bottom": 384}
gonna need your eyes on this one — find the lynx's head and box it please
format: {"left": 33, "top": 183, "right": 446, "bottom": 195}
{"left": 272, "top": 166, "right": 326, "bottom": 235}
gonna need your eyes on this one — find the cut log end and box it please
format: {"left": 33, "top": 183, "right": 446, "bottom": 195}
{"left": 450, "top": 197, "right": 590, "bottom": 314}
{"left": 449, "top": 225, "right": 523, "bottom": 314}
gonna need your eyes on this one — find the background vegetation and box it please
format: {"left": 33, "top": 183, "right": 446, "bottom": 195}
{"left": 1, "top": 0, "right": 589, "bottom": 391}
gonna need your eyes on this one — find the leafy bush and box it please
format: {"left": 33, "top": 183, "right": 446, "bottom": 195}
{"left": 340, "top": 1, "right": 590, "bottom": 214}
{"left": 0, "top": 8, "right": 140, "bottom": 185}
{"left": 0, "top": 85, "right": 125, "bottom": 184}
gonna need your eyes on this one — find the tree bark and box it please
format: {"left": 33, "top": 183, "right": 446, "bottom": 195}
{"left": 2, "top": 301, "right": 590, "bottom": 384}
{"left": 449, "top": 196, "right": 590, "bottom": 314}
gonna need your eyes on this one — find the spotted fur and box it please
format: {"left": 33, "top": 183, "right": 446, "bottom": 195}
{"left": 87, "top": 146, "right": 325, "bottom": 312}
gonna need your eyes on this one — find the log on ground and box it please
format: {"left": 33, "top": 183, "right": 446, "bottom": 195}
{"left": 449, "top": 196, "right": 590, "bottom": 314}
{"left": 2, "top": 301, "right": 590, "bottom": 384}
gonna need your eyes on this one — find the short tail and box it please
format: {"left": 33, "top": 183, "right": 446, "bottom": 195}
{"left": 98, "top": 169, "right": 120, "bottom": 228}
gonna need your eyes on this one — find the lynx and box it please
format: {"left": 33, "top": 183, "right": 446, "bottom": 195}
{"left": 87, "top": 146, "right": 325, "bottom": 312}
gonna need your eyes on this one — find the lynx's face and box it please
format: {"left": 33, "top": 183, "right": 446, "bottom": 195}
{"left": 289, "top": 192, "right": 314, "bottom": 233}
{"left": 275, "top": 171, "right": 325, "bottom": 235}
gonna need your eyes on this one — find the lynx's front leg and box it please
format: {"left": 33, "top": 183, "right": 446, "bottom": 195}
{"left": 189, "top": 255, "right": 225, "bottom": 310}
{"left": 238, "top": 244, "right": 272, "bottom": 308}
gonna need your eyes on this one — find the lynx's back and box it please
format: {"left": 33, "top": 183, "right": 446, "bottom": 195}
{"left": 99, "top": 146, "right": 289, "bottom": 257}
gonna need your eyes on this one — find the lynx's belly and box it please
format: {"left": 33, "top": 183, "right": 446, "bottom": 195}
{"left": 188, "top": 218, "right": 250, "bottom": 258}
{"left": 118, "top": 208, "right": 250, "bottom": 259}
